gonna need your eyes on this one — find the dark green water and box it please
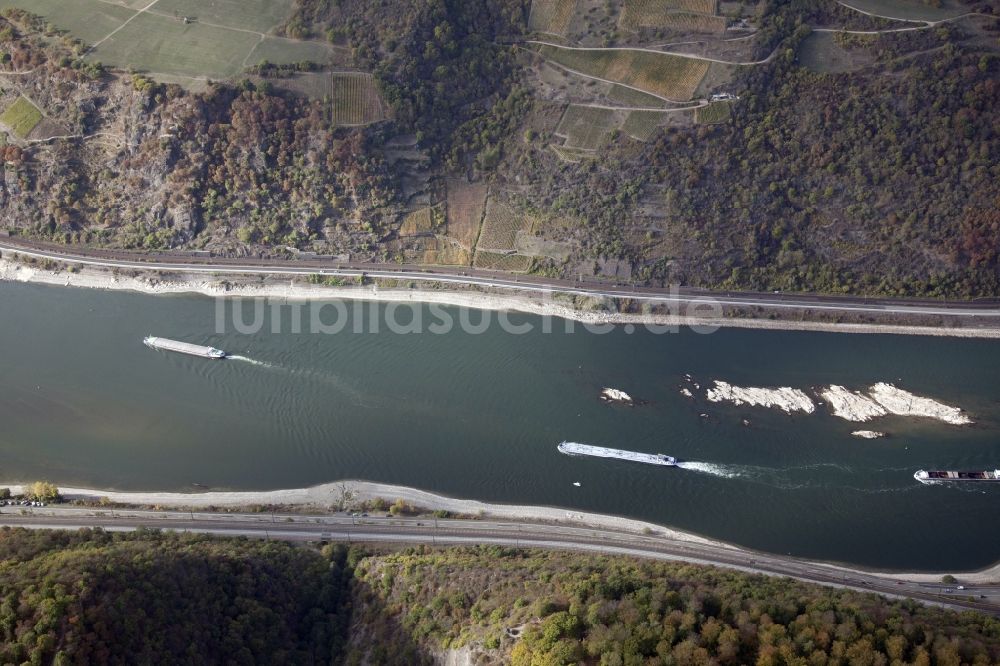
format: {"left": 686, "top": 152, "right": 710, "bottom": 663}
{"left": 1, "top": 282, "right": 998, "bottom": 570}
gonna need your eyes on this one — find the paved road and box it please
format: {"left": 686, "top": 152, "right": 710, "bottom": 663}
{"left": 3, "top": 239, "right": 999, "bottom": 321}
{"left": 1, "top": 506, "right": 996, "bottom": 616}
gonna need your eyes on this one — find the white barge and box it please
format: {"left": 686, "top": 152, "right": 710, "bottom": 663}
{"left": 144, "top": 336, "right": 226, "bottom": 359}
{"left": 558, "top": 441, "right": 676, "bottom": 467}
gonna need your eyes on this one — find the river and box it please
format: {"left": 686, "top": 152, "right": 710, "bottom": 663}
{"left": 1, "top": 282, "right": 998, "bottom": 570}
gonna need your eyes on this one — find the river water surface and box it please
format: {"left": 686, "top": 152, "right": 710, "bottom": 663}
{"left": 1, "top": 282, "right": 998, "bottom": 570}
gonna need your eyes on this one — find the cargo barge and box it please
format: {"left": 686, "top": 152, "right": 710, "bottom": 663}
{"left": 558, "top": 441, "right": 676, "bottom": 467}
{"left": 144, "top": 336, "right": 226, "bottom": 359}
{"left": 914, "top": 469, "right": 1000, "bottom": 484}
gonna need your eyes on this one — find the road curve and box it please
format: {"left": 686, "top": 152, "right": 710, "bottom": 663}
{"left": 0, "top": 507, "right": 996, "bottom": 616}
{"left": 2, "top": 239, "right": 999, "bottom": 322}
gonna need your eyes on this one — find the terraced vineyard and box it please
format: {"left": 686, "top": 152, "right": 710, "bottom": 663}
{"left": 620, "top": 0, "right": 725, "bottom": 32}
{"left": 556, "top": 105, "right": 617, "bottom": 150}
{"left": 622, "top": 110, "right": 669, "bottom": 141}
{"left": 536, "top": 45, "right": 710, "bottom": 101}
{"left": 622, "top": 0, "right": 718, "bottom": 16}
{"left": 473, "top": 251, "right": 533, "bottom": 272}
{"left": 528, "top": 0, "right": 578, "bottom": 36}
{"left": 476, "top": 198, "right": 533, "bottom": 252}
{"left": 605, "top": 83, "right": 665, "bottom": 108}
{"left": 550, "top": 144, "right": 592, "bottom": 163}
{"left": 445, "top": 179, "right": 488, "bottom": 250}
{"left": 330, "top": 73, "right": 385, "bottom": 126}
{"left": 626, "top": 11, "right": 726, "bottom": 33}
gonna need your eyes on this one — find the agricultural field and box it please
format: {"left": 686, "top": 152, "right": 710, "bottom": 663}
{"left": 0, "top": 0, "right": 135, "bottom": 46}
{"left": 151, "top": 0, "right": 295, "bottom": 33}
{"left": 622, "top": 109, "right": 669, "bottom": 141}
{"left": 476, "top": 198, "right": 533, "bottom": 252}
{"left": 445, "top": 179, "right": 488, "bottom": 250}
{"left": 550, "top": 144, "right": 593, "bottom": 163}
{"left": 246, "top": 38, "right": 339, "bottom": 70}
{"left": 659, "top": 12, "right": 727, "bottom": 33}
{"left": 0, "top": 0, "right": 336, "bottom": 85}
{"left": 0, "top": 96, "right": 41, "bottom": 138}
{"left": 619, "top": 0, "right": 725, "bottom": 33}
{"left": 528, "top": 0, "right": 579, "bottom": 36}
{"left": 604, "top": 83, "right": 665, "bottom": 108}
{"left": 473, "top": 251, "right": 533, "bottom": 272}
{"left": 695, "top": 100, "right": 731, "bottom": 124}
{"left": 89, "top": 14, "right": 260, "bottom": 80}
{"left": 398, "top": 234, "right": 469, "bottom": 265}
{"left": 658, "top": 0, "right": 717, "bottom": 13}
{"left": 329, "top": 73, "right": 385, "bottom": 126}
{"left": 515, "top": 234, "right": 574, "bottom": 261}
{"left": 838, "top": 0, "right": 967, "bottom": 21}
{"left": 535, "top": 44, "right": 710, "bottom": 101}
{"left": 555, "top": 105, "right": 618, "bottom": 150}
{"left": 421, "top": 237, "right": 471, "bottom": 266}
{"left": 398, "top": 207, "right": 435, "bottom": 236}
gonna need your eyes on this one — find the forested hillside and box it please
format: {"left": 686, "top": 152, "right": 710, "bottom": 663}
{"left": 0, "top": 528, "right": 351, "bottom": 664}
{"left": 348, "top": 546, "right": 1000, "bottom": 665}
{"left": 0, "top": 0, "right": 998, "bottom": 296}
{"left": 0, "top": 529, "right": 997, "bottom": 665}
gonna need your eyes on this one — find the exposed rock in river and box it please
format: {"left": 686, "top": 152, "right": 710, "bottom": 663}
{"left": 867, "top": 383, "right": 972, "bottom": 425}
{"left": 821, "top": 383, "right": 971, "bottom": 425}
{"left": 600, "top": 388, "right": 633, "bottom": 405}
{"left": 705, "top": 381, "right": 815, "bottom": 414}
{"left": 821, "top": 385, "right": 887, "bottom": 422}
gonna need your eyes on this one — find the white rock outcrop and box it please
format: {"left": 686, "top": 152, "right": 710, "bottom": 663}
{"left": 705, "top": 381, "right": 815, "bottom": 414}
{"left": 868, "top": 383, "right": 972, "bottom": 425}
{"left": 600, "top": 388, "right": 633, "bottom": 404}
{"left": 822, "top": 383, "right": 972, "bottom": 425}
{"left": 820, "top": 385, "right": 887, "bottom": 422}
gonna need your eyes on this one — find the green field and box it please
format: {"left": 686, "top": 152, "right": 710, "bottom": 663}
{"left": 695, "top": 100, "right": 731, "bottom": 124}
{"left": 0, "top": 96, "right": 42, "bottom": 138}
{"left": 0, "top": 0, "right": 135, "bottom": 45}
{"left": 0, "top": 0, "right": 334, "bottom": 84}
{"left": 247, "top": 37, "right": 336, "bottom": 68}
{"left": 89, "top": 13, "right": 260, "bottom": 79}
{"left": 536, "top": 44, "right": 709, "bottom": 101}
{"left": 556, "top": 105, "right": 617, "bottom": 149}
{"left": 152, "top": 0, "right": 296, "bottom": 33}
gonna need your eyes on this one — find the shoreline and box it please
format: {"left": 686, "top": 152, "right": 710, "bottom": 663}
{"left": 3, "top": 478, "right": 998, "bottom": 582}
{"left": 3, "top": 257, "right": 999, "bottom": 338}
{"left": 2, "top": 479, "right": 722, "bottom": 546}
